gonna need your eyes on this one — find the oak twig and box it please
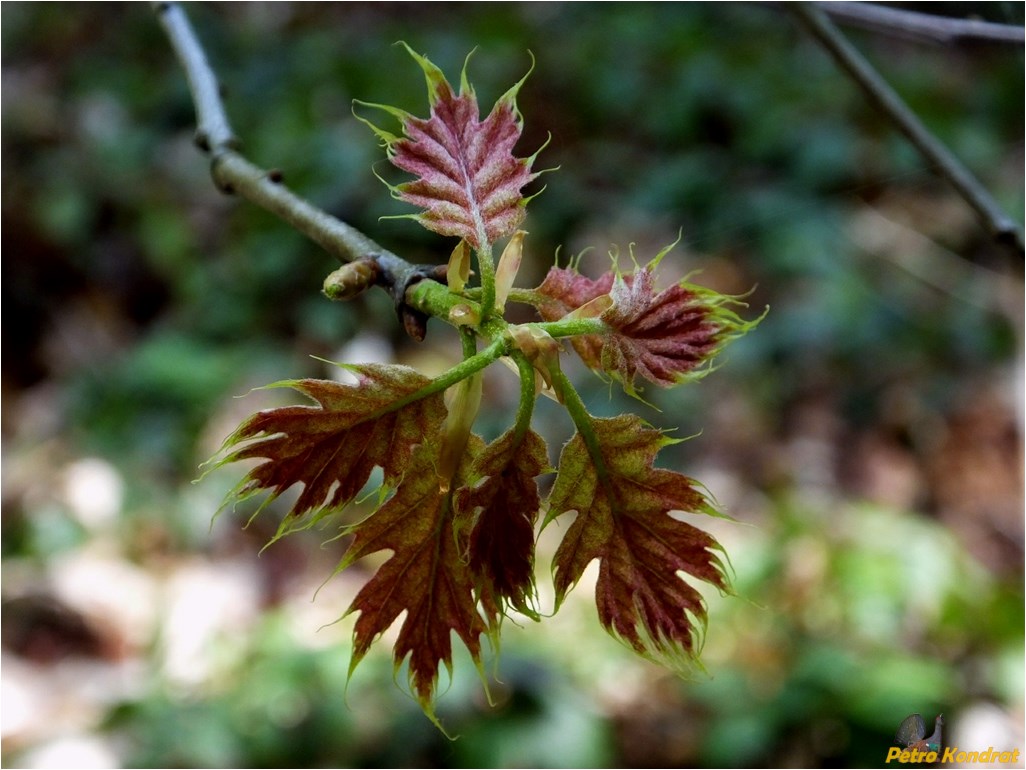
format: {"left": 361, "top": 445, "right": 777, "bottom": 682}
{"left": 153, "top": 1, "right": 449, "bottom": 333}
{"left": 791, "top": 3, "right": 1024, "bottom": 255}
{"left": 820, "top": 2, "right": 1025, "bottom": 47}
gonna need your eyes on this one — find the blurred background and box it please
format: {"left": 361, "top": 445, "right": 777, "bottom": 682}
{"left": 2, "top": 3, "right": 1023, "bottom": 767}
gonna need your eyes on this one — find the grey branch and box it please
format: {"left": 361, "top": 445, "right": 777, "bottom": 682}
{"left": 821, "top": 2, "right": 1025, "bottom": 47}
{"left": 153, "top": 1, "right": 236, "bottom": 151}
{"left": 791, "top": 3, "right": 1024, "bottom": 255}
{"left": 153, "top": 1, "right": 434, "bottom": 308}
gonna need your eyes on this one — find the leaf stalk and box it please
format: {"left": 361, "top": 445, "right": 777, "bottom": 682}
{"left": 509, "top": 351, "right": 538, "bottom": 444}
{"left": 476, "top": 242, "right": 497, "bottom": 320}
{"left": 549, "top": 369, "right": 613, "bottom": 495}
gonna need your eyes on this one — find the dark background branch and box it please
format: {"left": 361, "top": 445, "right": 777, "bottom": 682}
{"left": 821, "top": 1, "right": 1025, "bottom": 47}
{"left": 792, "top": 3, "right": 1025, "bottom": 256}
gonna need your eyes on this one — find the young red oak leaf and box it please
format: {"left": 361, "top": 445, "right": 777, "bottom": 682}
{"left": 454, "top": 427, "right": 549, "bottom": 617}
{"left": 356, "top": 44, "right": 541, "bottom": 249}
{"left": 545, "top": 414, "right": 730, "bottom": 668}
{"left": 535, "top": 249, "right": 759, "bottom": 394}
{"left": 213, "top": 364, "right": 445, "bottom": 523}
{"left": 339, "top": 439, "right": 490, "bottom": 723}
{"left": 601, "top": 266, "right": 745, "bottom": 394}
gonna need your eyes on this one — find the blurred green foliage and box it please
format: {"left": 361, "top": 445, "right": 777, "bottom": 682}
{"left": 2, "top": 3, "right": 1022, "bottom": 768}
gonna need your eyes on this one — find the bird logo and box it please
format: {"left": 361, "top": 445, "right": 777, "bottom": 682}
{"left": 895, "top": 713, "right": 944, "bottom": 753}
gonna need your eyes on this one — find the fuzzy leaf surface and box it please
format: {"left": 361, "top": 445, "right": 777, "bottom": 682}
{"left": 216, "top": 364, "right": 444, "bottom": 521}
{"left": 547, "top": 414, "right": 729, "bottom": 667}
{"left": 360, "top": 48, "right": 538, "bottom": 249}
{"left": 454, "top": 427, "right": 549, "bottom": 616}
{"left": 341, "top": 440, "right": 489, "bottom": 717}
{"left": 536, "top": 261, "right": 757, "bottom": 394}
{"left": 601, "top": 267, "right": 730, "bottom": 392}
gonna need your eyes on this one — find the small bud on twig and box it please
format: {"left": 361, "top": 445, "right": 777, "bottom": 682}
{"left": 323, "top": 258, "right": 380, "bottom": 301}
{"left": 401, "top": 306, "right": 429, "bottom": 342}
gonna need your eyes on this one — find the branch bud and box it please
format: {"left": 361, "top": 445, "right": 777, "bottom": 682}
{"left": 323, "top": 258, "right": 380, "bottom": 301}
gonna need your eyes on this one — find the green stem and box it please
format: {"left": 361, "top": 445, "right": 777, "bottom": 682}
{"left": 363, "top": 337, "right": 507, "bottom": 422}
{"left": 505, "top": 287, "right": 544, "bottom": 306}
{"left": 405, "top": 280, "right": 483, "bottom": 327}
{"left": 405, "top": 265, "right": 608, "bottom": 354}
{"left": 459, "top": 327, "right": 478, "bottom": 359}
{"left": 550, "top": 369, "right": 612, "bottom": 488}
{"left": 476, "top": 241, "right": 497, "bottom": 320}
{"left": 534, "top": 317, "right": 607, "bottom": 340}
{"left": 509, "top": 351, "right": 538, "bottom": 444}
{"left": 463, "top": 286, "right": 542, "bottom": 307}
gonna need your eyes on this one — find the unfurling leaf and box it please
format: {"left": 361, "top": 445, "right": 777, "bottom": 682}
{"left": 340, "top": 440, "right": 489, "bottom": 723}
{"left": 546, "top": 414, "right": 730, "bottom": 669}
{"left": 356, "top": 45, "right": 540, "bottom": 249}
{"left": 214, "top": 364, "right": 445, "bottom": 523}
{"left": 454, "top": 427, "right": 549, "bottom": 617}
{"left": 535, "top": 247, "right": 760, "bottom": 394}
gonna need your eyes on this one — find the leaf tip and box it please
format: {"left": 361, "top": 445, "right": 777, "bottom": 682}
{"left": 394, "top": 41, "right": 450, "bottom": 104}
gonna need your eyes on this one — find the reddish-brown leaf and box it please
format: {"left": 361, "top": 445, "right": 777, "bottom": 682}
{"left": 601, "top": 266, "right": 726, "bottom": 392}
{"left": 454, "top": 427, "right": 549, "bottom": 616}
{"left": 215, "top": 364, "right": 445, "bottom": 522}
{"left": 340, "top": 440, "right": 489, "bottom": 719}
{"left": 359, "top": 46, "right": 539, "bottom": 249}
{"left": 536, "top": 261, "right": 758, "bottom": 395}
{"left": 546, "top": 414, "right": 729, "bottom": 667}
